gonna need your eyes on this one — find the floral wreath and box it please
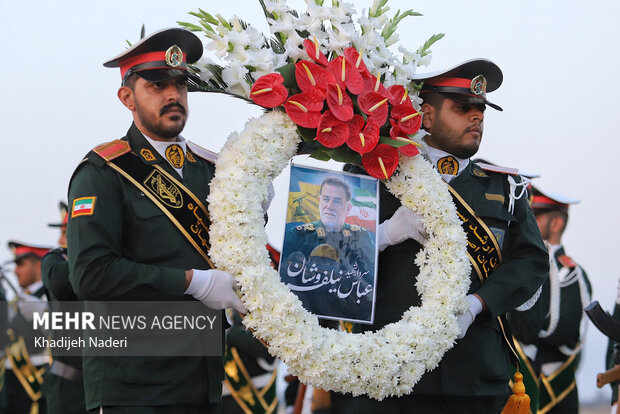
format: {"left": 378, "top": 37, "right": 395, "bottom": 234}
{"left": 182, "top": 0, "right": 471, "bottom": 399}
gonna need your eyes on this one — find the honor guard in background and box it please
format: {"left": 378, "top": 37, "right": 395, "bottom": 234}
{"left": 222, "top": 244, "right": 280, "bottom": 414}
{"left": 328, "top": 59, "right": 548, "bottom": 414}
{"left": 5, "top": 241, "right": 51, "bottom": 414}
{"left": 67, "top": 28, "right": 245, "bottom": 412}
{"left": 606, "top": 284, "right": 620, "bottom": 412}
{"left": 523, "top": 188, "right": 591, "bottom": 414}
{"left": 41, "top": 202, "right": 86, "bottom": 413}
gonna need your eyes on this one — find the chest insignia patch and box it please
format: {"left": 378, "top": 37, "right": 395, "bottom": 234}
{"left": 437, "top": 156, "right": 459, "bottom": 175}
{"left": 143, "top": 170, "right": 183, "bottom": 208}
{"left": 186, "top": 151, "right": 197, "bottom": 163}
{"left": 165, "top": 144, "right": 185, "bottom": 169}
{"left": 489, "top": 227, "right": 505, "bottom": 249}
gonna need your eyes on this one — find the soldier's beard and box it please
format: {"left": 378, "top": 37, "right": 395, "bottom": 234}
{"left": 136, "top": 102, "right": 187, "bottom": 140}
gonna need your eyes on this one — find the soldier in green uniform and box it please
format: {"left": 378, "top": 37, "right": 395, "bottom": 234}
{"left": 0, "top": 280, "right": 7, "bottom": 413}
{"left": 522, "top": 188, "right": 591, "bottom": 414}
{"left": 606, "top": 286, "right": 620, "bottom": 412}
{"left": 41, "top": 202, "right": 86, "bottom": 413}
{"left": 67, "top": 28, "right": 245, "bottom": 413}
{"left": 327, "top": 59, "right": 548, "bottom": 414}
{"left": 5, "top": 241, "right": 51, "bottom": 414}
{"left": 281, "top": 176, "right": 376, "bottom": 322}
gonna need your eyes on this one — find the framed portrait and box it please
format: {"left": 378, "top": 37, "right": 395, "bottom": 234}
{"left": 279, "top": 165, "right": 379, "bottom": 324}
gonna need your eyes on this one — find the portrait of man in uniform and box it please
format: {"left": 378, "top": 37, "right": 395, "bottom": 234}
{"left": 279, "top": 165, "right": 378, "bottom": 324}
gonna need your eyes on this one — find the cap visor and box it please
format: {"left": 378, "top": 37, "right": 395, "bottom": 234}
{"left": 135, "top": 68, "right": 198, "bottom": 83}
{"left": 446, "top": 93, "right": 503, "bottom": 112}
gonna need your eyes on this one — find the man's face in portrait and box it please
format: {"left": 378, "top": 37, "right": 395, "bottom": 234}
{"left": 319, "top": 183, "right": 352, "bottom": 232}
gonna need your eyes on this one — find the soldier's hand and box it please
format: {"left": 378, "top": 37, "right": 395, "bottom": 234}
{"left": 185, "top": 269, "right": 247, "bottom": 314}
{"left": 377, "top": 206, "right": 428, "bottom": 251}
{"left": 455, "top": 295, "right": 482, "bottom": 339}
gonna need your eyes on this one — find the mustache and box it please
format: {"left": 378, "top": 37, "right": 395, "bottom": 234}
{"left": 160, "top": 102, "right": 186, "bottom": 116}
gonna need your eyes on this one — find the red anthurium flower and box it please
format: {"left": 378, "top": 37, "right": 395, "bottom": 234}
{"left": 390, "top": 104, "right": 422, "bottom": 134}
{"left": 249, "top": 73, "right": 289, "bottom": 108}
{"left": 303, "top": 38, "right": 329, "bottom": 66}
{"left": 386, "top": 85, "right": 413, "bottom": 108}
{"left": 295, "top": 60, "right": 335, "bottom": 97}
{"left": 347, "top": 119, "right": 380, "bottom": 154}
{"left": 326, "top": 83, "right": 354, "bottom": 122}
{"left": 361, "top": 72, "right": 388, "bottom": 96}
{"left": 284, "top": 92, "right": 324, "bottom": 128}
{"left": 390, "top": 133, "right": 421, "bottom": 157}
{"left": 362, "top": 144, "right": 400, "bottom": 179}
{"left": 327, "top": 56, "right": 364, "bottom": 95}
{"left": 316, "top": 110, "right": 349, "bottom": 148}
{"left": 344, "top": 47, "right": 369, "bottom": 75}
{"left": 358, "top": 91, "right": 389, "bottom": 126}
{"left": 346, "top": 114, "right": 365, "bottom": 140}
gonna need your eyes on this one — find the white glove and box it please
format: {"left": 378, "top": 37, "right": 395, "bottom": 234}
{"left": 456, "top": 295, "right": 483, "bottom": 339}
{"left": 17, "top": 293, "right": 48, "bottom": 322}
{"left": 185, "top": 269, "right": 247, "bottom": 314}
{"left": 262, "top": 183, "right": 275, "bottom": 214}
{"left": 377, "top": 206, "right": 428, "bottom": 251}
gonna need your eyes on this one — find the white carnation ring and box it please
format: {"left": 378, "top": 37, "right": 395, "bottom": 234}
{"left": 208, "top": 110, "right": 471, "bottom": 400}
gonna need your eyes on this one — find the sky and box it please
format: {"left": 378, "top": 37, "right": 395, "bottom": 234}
{"left": 2, "top": 0, "right": 620, "bottom": 404}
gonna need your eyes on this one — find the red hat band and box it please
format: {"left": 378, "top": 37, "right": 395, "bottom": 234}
{"left": 425, "top": 76, "right": 487, "bottom": 98}
{"left": 119, "top": 47, "right": 188, "bottom": 80}
{"left": 13, "top": 246, "right": 50, "bottom": 259}
{"left": 531, "top": 195, "right": 568, "bottom": 212}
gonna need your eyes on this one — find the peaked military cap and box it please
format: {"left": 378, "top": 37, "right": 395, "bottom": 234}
{"left": 103, "top": 27, "right": 203, "bottom": 85}
{"left": 7, "top": 241, "right": 52, "bottom": 262}
{"left": 414, "top": 58, "right": 503, "bottom": 111}
{"left": 47, "top": 201, "right": 69, "bottom": 228}
{"left": 530, "top": 186, "right": 579, "bottom": 214}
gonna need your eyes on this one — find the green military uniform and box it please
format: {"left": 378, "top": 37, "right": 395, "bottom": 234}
{"left": 330, "top": 161, "right": 548, "bottom": 413}
{"left": 606, "top": 304, "right": 620, "bottom": 407}
{"left": 41, "top": 247, "right": 86, "bottom": 413}
{"left": 0, "top": 284, "right": 6, "bottom": 413}
{"left": 534, "top": 248, "right": 591, "bottom": 414}
{"left": 222, "top": 310, "right": 278, "bottom": 414}
{"left": 280, "top": 221, "right": 376, "bottom": 322}
{"left": 5, "top": 282, "right": 48, "bottom": 414}
{"left": 67, "top": 123, "right": 223, "bottom": 410}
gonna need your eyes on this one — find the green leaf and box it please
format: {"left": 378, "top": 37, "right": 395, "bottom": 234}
{"left": 417, "top": 33, "right": 445, "bottom": 57}
{"left": 275, "top": 63, "right": 298, "bottom": 89}
{"left": 297, "top": 126, "right": 317, "bottom": 143}
{"left": 328, "top": 145, "right": 361, "bottom": 165}
{"left": 177, "top": 21, "right": 204, "bottom": 32}
{"left": 310, "top": 150, "right": 331, "bottom": 161}
{"left": 381, "top": 9, "right": 422, "bottom": 41}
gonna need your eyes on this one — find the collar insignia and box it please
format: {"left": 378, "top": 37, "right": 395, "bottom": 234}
{"left": 140, "top": 148, "right": 156, "bottom": 162}
{"left": 186, "top": 151, "right": 197, "bottom": 163}
{"left": 470, "top": 75, "right": 487, "bottom": 97}
{"left": 437, "top": 156, "right": 459, "bottom": 175}
{"left": 473, "top": 168, "right": 488, "bottom": 177}
{"left": 165, "top": 144, "right": 185, "bottom": 169}
{"left": 165, "top": 45, "right": 183, "bottom": 68}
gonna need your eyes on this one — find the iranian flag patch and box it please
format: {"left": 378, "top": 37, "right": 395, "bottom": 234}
{"left": 72, "top": 197, "right": 96, "bottom": 217}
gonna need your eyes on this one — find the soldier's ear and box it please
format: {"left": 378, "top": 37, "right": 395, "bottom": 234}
{"left": 118, "top": 86, "right": 136, "bottom": 111}
{"left": 421, "top": 103, "right": 434, "bottom": 131}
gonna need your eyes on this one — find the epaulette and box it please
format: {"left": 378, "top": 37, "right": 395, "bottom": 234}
{"left": 558, "top": 255, "right": 577, "bottom": 268}
{"left": 294, "top": 223, "right": 316, "bottom": 232}
{"left": 348, "top": 224, "right": 367, "bottom": 232}
{"left": 92, "top": 139, "right": 131, "bottom": 162}
{"left": 187, "top": 141, "right": 218, "bottom": 164}
{"left": 476, "top": 162, "right": 519, "bottom": 175}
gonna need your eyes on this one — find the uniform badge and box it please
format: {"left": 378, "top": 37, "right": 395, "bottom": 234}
{"left": 470, "top": 75, "right": 487, "bottom": 96}
{"left": 140, "top": 148, "right": 156, "bottom": 162}
{"left": 72, "top": 196, "right": 96, "bottom": 218}
{"left": 317, "top": 227, "right": 325, "bottom": 238}
{"left": 165, "top": 45, "right": 183, "bottom": 68}
{"left": 473, "top": 168, "right": 488, "bottom": 177}
{"left": 343, "top": 229, "right": 351, "bottom": 237}
{"left": 165, "top": 144, "right": 185, "bottom": 169}
{"left": 143, "top": 171, "right": 183, "bottom": 208}
{"left": 437, "top": 156, "right": 459, "bottom": 175}
{"left": 489, "top": 227, "right": 505, "bottom": 248}
{"left": 186, "top": 151, "right": 197, "bottom": 163}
